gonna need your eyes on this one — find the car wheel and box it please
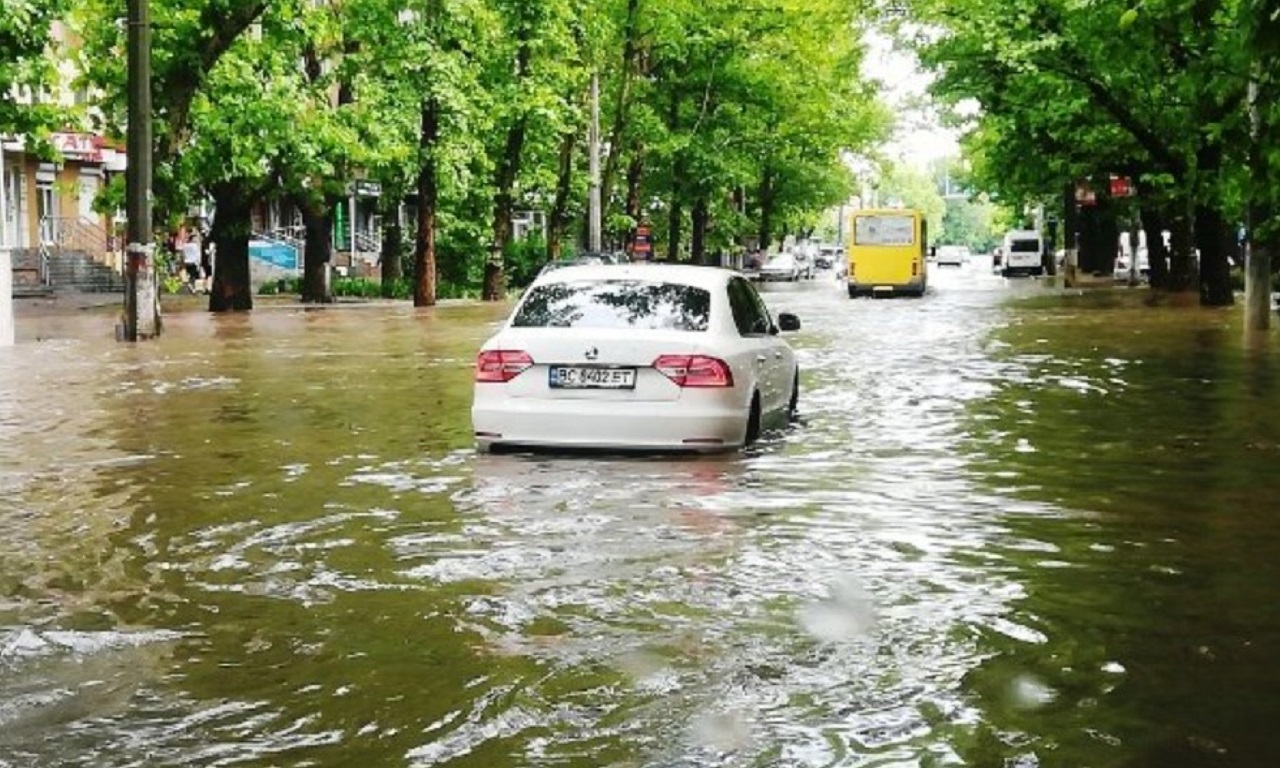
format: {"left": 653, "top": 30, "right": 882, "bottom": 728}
{"left": 787, "top": 370, "right": 799, "bottom": 421}
{"left": 745, "top": 393, "right": 762, "bottom": 445}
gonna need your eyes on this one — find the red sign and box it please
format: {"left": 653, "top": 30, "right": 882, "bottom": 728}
{"left": 51, "top": 132, "right": 105, "bottom": 162}
{"left": 1109, "top": 174, "right": 1135, "bottom": 198}
{"left": 632, "top": 224, "right": 652, "bottom": 256}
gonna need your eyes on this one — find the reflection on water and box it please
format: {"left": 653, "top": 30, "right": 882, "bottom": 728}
{"left": 2, "top": 282, "right": 1279, "bottom": 766}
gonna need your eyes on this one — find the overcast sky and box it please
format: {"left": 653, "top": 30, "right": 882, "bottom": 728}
{"left": 861, "top": 31, "right": 960, "bottom": 167}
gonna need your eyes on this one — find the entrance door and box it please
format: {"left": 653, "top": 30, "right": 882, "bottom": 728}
{"left": 78, "top": 171, "right": 100, "bottom": 222}
{"left": 36, "top": 167, "right": 58, "bottom": 245}
{"left": 1, "top": 163, "right": 20, "bottom": 248}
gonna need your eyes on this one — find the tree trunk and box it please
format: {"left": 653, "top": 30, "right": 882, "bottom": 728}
{"left": 1061, "top": 182, "right": 1079, "bottom": 283}
{"left": 600, "top": 0, "right": 641, "bottom": 222}
{"left": 666, "top": 150, "right": 686, "bottom": 262}
{"left": 1246, "top": 200, "right": 1273, "bottom": 330}
{"left": 758, "top": 167, "right": 776, "bottom": 250}
{"left": 666, "top": 193, "right": 683, "bottom": 262}
{"left": 486, "top": 24, "right": 533, "bottom": 300}
{"left": 1246, "top": 65, "right": 1275, "bottom": 328}
{"left": 152, "top": 3, "right": 270, "bottom": 221}
{"left": 1196, "top": 205, "right": 1234, "bottom": 306}
{"left": 624, "top": 149, "right": 644, "bottom": 253}
{"left": 414, "top": 98, "right": 439, "bottom": 307}
{"left": 1167, "top": 202, "right": 1198, "bottom": 293}
{"left": 1077, "top": 181, "right": 1118, "bottom": 275}
{"left": 487, "top": 118, "right": 526, "bottom": 300}
{"left": 546, "top": 131, "right": 577, "bottom": 263}
{"left": 208, "top": 182, "right": 255, "bottom": 312}
{"left": 379, "top": 198, "right": 403, "bottom": 293}
{"left": 299, "top": 200, "right": 334, "bottom": 303}
{"left": 691, "top": 195, "right": 709, "bottom": 265}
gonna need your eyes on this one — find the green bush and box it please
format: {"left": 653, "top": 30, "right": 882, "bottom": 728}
{"left": 257, "top": 276, "right": 302, "bottom": 295}
{"left": 1228, "top": 268, "right": 1280, "bottom": 292}
{"left": 380, "top": 277, "right": 413, "bottom": 299}
{"left": 332, "top": 277, "right": 381, "bottom": 298}
{"left": 437, "top": 280, "right": 483, "bottom": 300}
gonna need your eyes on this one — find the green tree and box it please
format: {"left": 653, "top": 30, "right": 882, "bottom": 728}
{"left": 481, "top": 0, "right": 581, "bottom": 298}
{"left": 906, "top": 0, "right": 1251, "bottom": 303}
{"left": 0, "top": 0, "right": 65, "bottom": 139}
{"left": 601, "top": 0, "right": 888, "bottom": 259}
{"left": 877, "top": 163, "right": 945, "bottom": 243}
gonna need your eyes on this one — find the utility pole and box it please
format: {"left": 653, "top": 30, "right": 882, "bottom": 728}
{"left": 123, "top": 0, "right": 159, "bottom": 340}
{"left": 1, "top": 138, "right": 13, "bottom": 346}
{"left": 1245, "top": 71, "right": 1272, "bottom": 332}
{"left": 587, "top": 72, "right": 602, "bottom": 253}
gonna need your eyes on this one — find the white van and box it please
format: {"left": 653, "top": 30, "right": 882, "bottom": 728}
{"left": 1001, "top": 230, "right": 1043, "bottom": 277}
{"left": 1115, "top": 231, "right": 1150, "bottom": 281}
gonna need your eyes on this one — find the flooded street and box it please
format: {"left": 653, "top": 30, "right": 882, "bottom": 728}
{"left": 4, "top": 264, "right": 1280, "bottom": 767}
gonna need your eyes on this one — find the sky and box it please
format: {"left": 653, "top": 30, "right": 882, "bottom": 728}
{"left": 861, "top": 31, "right": 961, "bottom": 167}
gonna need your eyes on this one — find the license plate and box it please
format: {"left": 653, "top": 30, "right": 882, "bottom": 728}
{"left": 549, "top": 366, "right": 637, "bottom": 389}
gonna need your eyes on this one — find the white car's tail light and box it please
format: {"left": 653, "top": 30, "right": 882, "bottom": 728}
{"left": 476, "top": 350, "right": 534, "bottom": 383}
{"left": 652, "top": 355, "right": 734, "bottom": 388}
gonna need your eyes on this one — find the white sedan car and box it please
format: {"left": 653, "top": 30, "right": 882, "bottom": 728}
{"left": 472, "top": 264, "right": 801, "bottom": 453}
{"left": 757, "top": 252, "right": 802, "bottom": 281}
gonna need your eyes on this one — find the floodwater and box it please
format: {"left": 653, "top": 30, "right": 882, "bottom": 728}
{"left": 3, "top": 262, "right": 1280, "bottom": 767}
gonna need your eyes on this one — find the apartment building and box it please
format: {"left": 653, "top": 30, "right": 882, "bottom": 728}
{"left": 2, "top": 21, "right": 123, "bottom": 289}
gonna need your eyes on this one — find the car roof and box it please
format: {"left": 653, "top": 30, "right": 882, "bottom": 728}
{"left": 529, "top": 263, "right": 737, "bottom": 291}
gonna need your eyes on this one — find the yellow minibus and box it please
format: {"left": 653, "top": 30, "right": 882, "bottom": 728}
{"left": 845, "top": 208, "right": 928, "bottom": 297}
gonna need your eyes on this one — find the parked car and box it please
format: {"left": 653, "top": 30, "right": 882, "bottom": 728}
{"left": 791, "top": 250, "right": 815, "bottom": 279}
{"left": 1002, "top": 230, "right": 1044, "bottom": 277}
{"left": 471, "top": 263, "right": 801, "bottom": 453}
{"left": 757, "top": 252, "right": 802, "bottom": 281}
{"left": 814, "top": 245, "right": 843, "bottom": 270}
{"left": 934, "top": 245, "right": 970, "bottom": 267}
{"left": 1114, "top": 247, "right": 1150, "bottom": 282}
{"left": 539, "top": 252, "right": 628, "bottom": 276}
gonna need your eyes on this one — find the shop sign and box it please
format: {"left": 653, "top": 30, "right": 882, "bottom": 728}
{"left": 51, "top": 132, "right": 105, "bottom": 162}
{"left": 632, "top": 224, "right": 652, "bottom": 256}
{"left": 1109, "top": 174, "right": 1135, "bottom": 198}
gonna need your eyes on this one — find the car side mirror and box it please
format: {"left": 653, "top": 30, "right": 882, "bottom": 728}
{"left": 777, "top": 312, "right": 801, "bottom": 332}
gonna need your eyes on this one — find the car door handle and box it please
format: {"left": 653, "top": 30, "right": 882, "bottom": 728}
{"left": 756, "top": 355, "right": 767, "bottom": 364}
{"left": 774, "top": 351, "right": 784, "bottom": 359}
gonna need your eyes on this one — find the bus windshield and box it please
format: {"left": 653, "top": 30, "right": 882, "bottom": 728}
{"left": 853, "top": 214, "right": 915, "bottom": 246}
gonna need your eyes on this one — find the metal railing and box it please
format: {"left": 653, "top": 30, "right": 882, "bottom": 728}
{"left": 258, "top": 228, "right": 305, "bottom": 255}
{"left": 353, "top": 230, "right": 380, "bottom": 255}
{"left": 257, "top": 227, "right": 381, "bottom": 257}
{"left": 38, "top": 242, "right": 51, "bottom": 286}
{"left": 40, "top": 215, "right": 112, "bottom": 258}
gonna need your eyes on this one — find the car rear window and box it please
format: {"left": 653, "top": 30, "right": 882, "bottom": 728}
{"left": 512, "top": 280, "right": 711, "bottom": 331}
{"left": 1010, "top": 239, "right": 1040, "bottom": 253}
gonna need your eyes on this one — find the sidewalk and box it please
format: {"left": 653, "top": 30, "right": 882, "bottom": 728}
{"left": 11, "top": 291, "right": 344, "bottom": 318}
{"left": 12, "top": 291, "right": 124, "bottom": 318}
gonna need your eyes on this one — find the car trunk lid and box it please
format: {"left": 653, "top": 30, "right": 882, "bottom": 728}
{"left": 492, "top": 328, "right": 708, "bottom": 402}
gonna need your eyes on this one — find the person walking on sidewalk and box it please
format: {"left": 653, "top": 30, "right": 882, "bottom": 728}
{"left": 182, "top": 234, "right": 203, "bottom": 293}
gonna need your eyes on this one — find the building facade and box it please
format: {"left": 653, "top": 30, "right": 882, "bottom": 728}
{"left": 2, "top": 20, "right": 123, "bottom": 290}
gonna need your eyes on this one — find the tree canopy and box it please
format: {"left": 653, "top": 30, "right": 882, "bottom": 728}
{"left": 901, "top": 0, "right": 1269, "bottom": 302}
{"left": 62, "top": 0, "right": 891, "bottom": 307}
